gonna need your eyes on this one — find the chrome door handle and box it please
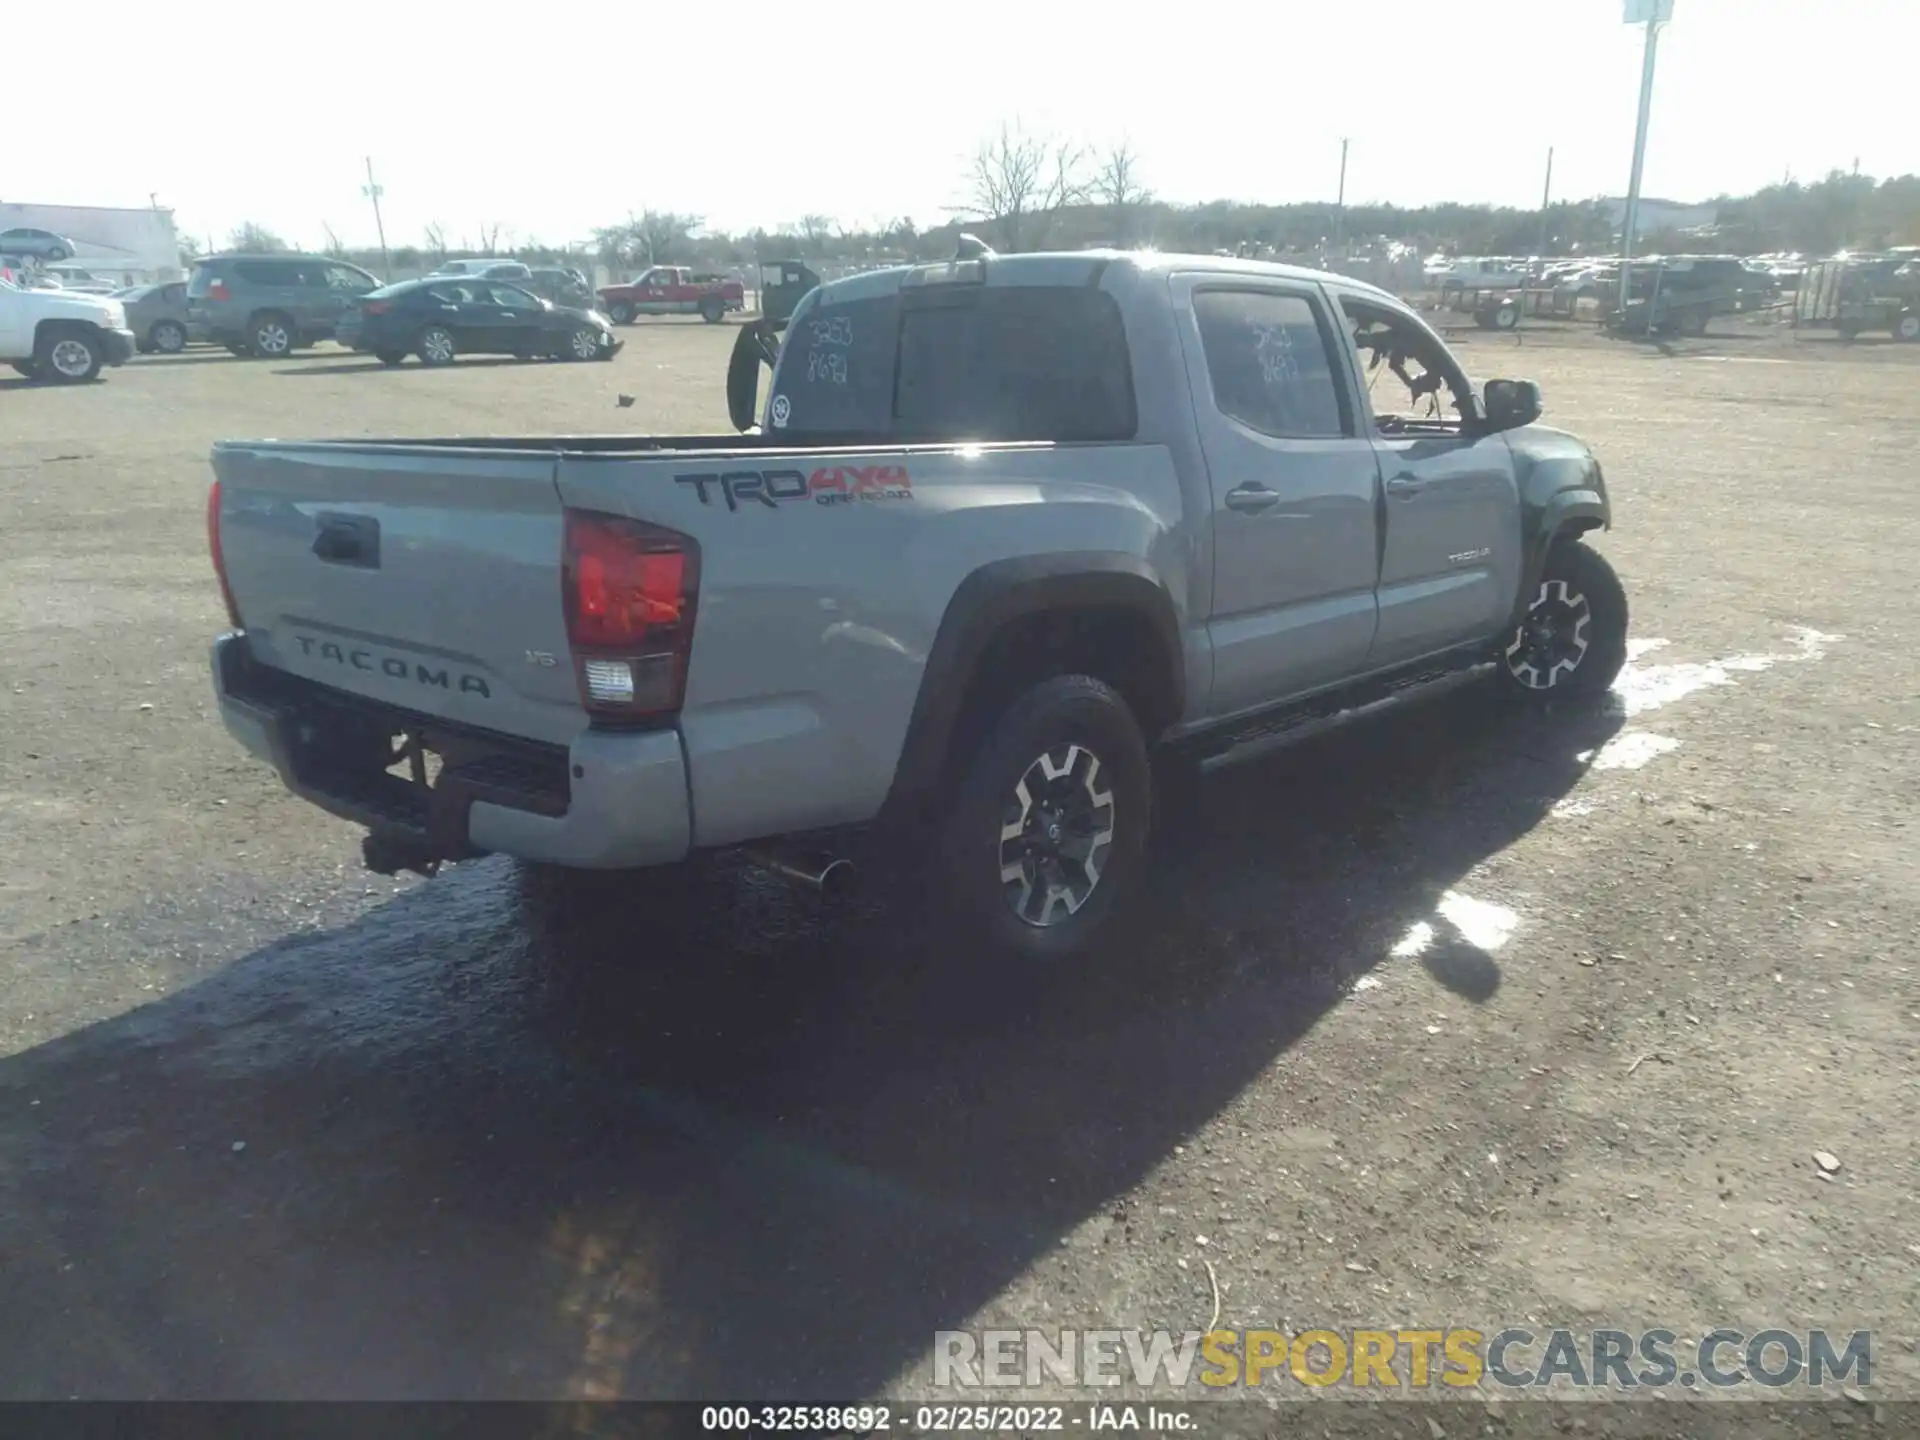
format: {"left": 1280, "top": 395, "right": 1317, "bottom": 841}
{"left": 1225, "top": 483, "right": 1282, "bottom": 513}
{"left": 1385, "top": 471, "right": 1430, "bottom": 497}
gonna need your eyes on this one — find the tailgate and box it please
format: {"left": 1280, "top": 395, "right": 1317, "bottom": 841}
{"left": 214, "top": 442, "right": 585, "bottom": 745}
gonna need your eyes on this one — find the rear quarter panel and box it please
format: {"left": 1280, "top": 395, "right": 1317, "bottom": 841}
{"left": 556, "top": 444, "right": 1187, "bottom": 846}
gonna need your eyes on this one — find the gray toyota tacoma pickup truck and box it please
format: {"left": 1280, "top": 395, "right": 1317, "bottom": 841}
{"left": 207, "top": 247, "right": 1625, "bottom": 960}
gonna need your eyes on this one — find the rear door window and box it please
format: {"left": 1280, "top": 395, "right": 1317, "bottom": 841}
{"left": 1190, "top": 289, "right": 1351, "bottom": 440}
{"left": 232, "top": 259, "right": 319, "bottom": 287}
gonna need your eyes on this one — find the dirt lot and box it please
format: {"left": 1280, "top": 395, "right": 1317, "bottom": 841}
{"left": 1, "top": 319, "right": 1916, "bottom": 1423}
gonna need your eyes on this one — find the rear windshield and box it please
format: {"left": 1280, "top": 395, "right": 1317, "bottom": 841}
{"left": 768, "top": 284, "right": 1136, "bottom": 442}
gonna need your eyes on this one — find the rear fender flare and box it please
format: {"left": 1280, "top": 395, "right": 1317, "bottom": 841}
{"left": 883, "top": 553, "right": 1183, "bottom": 812}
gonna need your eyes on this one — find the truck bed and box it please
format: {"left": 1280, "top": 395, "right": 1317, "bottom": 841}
{"left": 211, "top": 433, "right": 1186, "bottom": 850}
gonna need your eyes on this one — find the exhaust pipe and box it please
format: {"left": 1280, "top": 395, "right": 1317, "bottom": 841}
{"left": 746, "top": 848, "right": 855, "bottom": 899}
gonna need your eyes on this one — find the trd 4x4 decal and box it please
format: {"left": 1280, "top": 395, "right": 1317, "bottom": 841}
{"left": 674, "top": 466, "right": 912, "bottom": 512}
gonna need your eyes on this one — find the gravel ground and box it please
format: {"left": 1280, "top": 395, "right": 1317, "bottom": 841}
{"left": 0, "top": 320, "right": 1915, "bottom": 1425}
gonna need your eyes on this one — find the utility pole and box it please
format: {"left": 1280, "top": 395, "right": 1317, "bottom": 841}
{"left": 1334, "top": 138, "right": 1349, "bottom": 254}
{"left": 1618, "top": 0, "right": 1672, "bottom": 322}
{"left": 1537, "top": 146, "right": 1555, "bottom": 259}
{"left": 362, "top": 156, "right": 391, "bottom": 279}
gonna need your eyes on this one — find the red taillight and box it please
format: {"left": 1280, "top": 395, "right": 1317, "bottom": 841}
{"left": 208, "top": 280, "right": 230, "bottom": 301}
{"left": 362, "top": 300, "right": 390, "bottom": 315}
{"left": 207, "top": 479, "right": 243, "bottom": 629}
{"left": 562, "top": 509, "right": 699, "bottom": 718}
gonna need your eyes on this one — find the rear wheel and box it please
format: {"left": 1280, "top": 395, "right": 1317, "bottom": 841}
{"left": 608, "top": 302, "right": 634, "bottom": 325}
{"left": 1499, "top": 541, "right": 1629, "bottom": 704}
{"left": 37, "top": 326, "right": 104, "bottom": 383}
{"left": 375, "top": 348, "right": 407, "bottom": 366}
{"left": 248, "top": 312, "right": 295, "bottom": 358}
{"left": 1491, "top": 299, "right": 1520, "bottom": 330}
{"left": 149, "top": 319, "right": 187, "bottom": 354}
{"left": 937, "top": 675, "right": 1152, "bottom": 963}
{"left": 699, "top": 295, "right": 726, "bottom": 324}
{"left": 1895, "top": 311, "right": 1920, "bottom": 343}
{"left": 225, "top": 342, "right": 250, "bottom": 357}
{"left": 417, "top": 325, "right": 457, "bottom": 366}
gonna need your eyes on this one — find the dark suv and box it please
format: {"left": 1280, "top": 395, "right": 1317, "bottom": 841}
{"left": 185, "top": 253, "right": 381, "bottom": 356}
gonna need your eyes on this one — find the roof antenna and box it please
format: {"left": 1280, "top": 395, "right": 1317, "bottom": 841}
{"left": 955, "top": 233, "right": 997, "bottom": 261}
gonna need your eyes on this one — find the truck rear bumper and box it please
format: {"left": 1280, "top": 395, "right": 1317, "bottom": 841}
{"left": 210, "top": 632, "right": 691, "bottom": 870}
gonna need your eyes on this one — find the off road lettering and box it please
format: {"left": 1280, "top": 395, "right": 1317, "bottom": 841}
{"left": 677, "top": 466, "right": 912, "bottom": 511}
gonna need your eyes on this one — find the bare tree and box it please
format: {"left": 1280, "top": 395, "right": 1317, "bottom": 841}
{"left": 594, "top": 211, "right": 703, "bottom": 268}
{"left": 423, "top": 222, "right": 448, "bottom": 260}
{"left": 228, "top": 221, "right": 289, "bottom": 253}
{"left": 319, "top": 222, "right": 348, "bottom": 258}
{"left": 477, "top": 222, "right": 503, "bottom": 254}
{"left": 963, "top": 122, "right": 1085, "bottom": 252}
{"left": 797, "top": 214, "right": 835, "bottom": 253}
{"left": 1091, "top": 139, "right": 1153, "bottom": 245}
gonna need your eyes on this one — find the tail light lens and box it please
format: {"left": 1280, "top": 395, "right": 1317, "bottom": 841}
{"left": 562, "top": 509, "right": 699, "bottom": 719}
{"left": 361, "top": 300, "right": 390, "bottom": 315}
{"left": 207, "top": 479, "right": 243, "bottom": 628}
{"left": 208, "top": 279, "right": 231, "bottom": 302}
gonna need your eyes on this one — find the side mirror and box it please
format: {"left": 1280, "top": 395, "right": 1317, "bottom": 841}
{"left": 1482, "top": 378, "right": 1543, "bottom": 432}
{"left": 725, "top": 319, "right": 785, "bottom": 434}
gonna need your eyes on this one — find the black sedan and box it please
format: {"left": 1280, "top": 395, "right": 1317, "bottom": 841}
{"left": 338, "top": 277, "right": 623, "bottom": 366}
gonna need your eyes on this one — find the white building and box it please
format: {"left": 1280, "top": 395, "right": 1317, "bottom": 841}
{"left": 1598, "top": 196, "right": 1720, "bottom": 235}
{"left": 0, "top": 201, "right": 184, "bottom": 285}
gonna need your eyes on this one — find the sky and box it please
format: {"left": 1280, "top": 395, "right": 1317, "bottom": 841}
{"left": 7, "top": 0, "right": 1915, "bottom": 253}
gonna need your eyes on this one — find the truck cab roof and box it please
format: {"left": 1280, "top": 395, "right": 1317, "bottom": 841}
{"left": 811, "top": 249, "right": 1399, "bottom": 307}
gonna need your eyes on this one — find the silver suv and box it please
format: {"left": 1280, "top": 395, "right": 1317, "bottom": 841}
{"left": 185, "top": 253, "right": 380, "bottom": 357}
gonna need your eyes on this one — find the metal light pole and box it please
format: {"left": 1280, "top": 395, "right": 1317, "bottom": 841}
{"left": 1537, "top": 146, "right": 1555, "bottom": 260}
{"left": 1618, "top": 0, "right": 1672, "bottom": 321}
{"left": 1334, "top": 138, "right": 1349, "bottom": 254}
{"left": 362, "top": 156, "right": 391, "bottom": 279}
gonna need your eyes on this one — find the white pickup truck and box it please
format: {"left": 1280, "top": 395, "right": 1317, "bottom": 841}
{"left": 0, "top": 272, "right": 137, "bottom": 383}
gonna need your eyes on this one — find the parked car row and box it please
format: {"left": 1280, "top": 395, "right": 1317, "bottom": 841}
{"left": 177, "top": 251, "right": 621, "bottom": 365}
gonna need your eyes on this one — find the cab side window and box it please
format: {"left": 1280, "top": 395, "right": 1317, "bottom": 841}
{"left": 1191, "top": 289, "right": 1351, "bottom": 440}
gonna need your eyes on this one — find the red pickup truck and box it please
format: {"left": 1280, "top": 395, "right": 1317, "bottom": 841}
{"left": 596, "top": 265, "right": 745, "bottom": 325}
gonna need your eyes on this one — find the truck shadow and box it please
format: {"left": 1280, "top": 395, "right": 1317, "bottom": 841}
{"left": 0, "top": 683, "right": 1620, "bottom": 1400}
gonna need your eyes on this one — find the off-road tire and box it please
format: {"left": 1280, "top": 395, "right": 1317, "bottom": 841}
{"left": 938, "top": 674, "right": 1152, "bottom": 963}
{"left": 1498, "top": 541, "right": 1629, "bottom": 704}
{"left": 248, "top": 311, "right": 296, "bottom": 359}
{"left": 35, "top": 325, "right": 104, "bottom": 383}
